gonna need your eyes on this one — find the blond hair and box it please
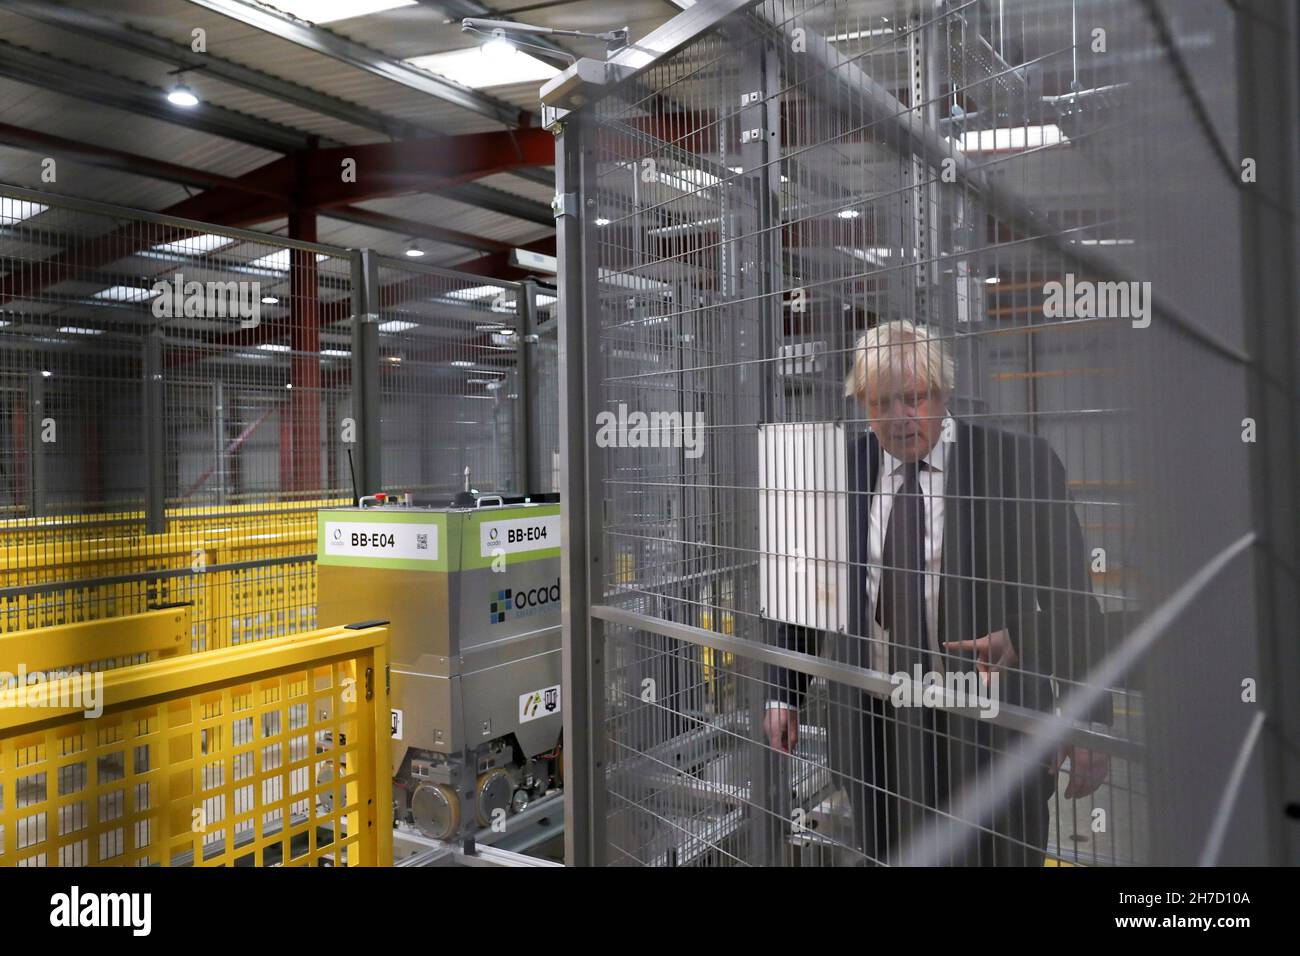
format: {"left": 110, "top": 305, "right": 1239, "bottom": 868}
{"left": 844, "top": 320, "right": 955, "bottom": 402}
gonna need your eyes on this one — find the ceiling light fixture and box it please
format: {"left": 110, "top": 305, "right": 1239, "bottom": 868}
{"left": 404, "top": 241, "right": 425, "bottom": 258}
{"left": 166, "top": 83, "right": 199, "bottom": 108}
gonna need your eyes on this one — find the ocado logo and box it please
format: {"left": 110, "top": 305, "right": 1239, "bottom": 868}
{"left": 489, "top": 579, "right": 560, "bottom": 623}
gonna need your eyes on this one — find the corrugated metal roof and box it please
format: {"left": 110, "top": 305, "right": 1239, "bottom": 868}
{"left": 0, "top": 0, "right": 680, "bottom": 273}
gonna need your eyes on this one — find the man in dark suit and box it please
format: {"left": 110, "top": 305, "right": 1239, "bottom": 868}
{"left": 763, "top": 320, "right": 1112, "bottom": 866}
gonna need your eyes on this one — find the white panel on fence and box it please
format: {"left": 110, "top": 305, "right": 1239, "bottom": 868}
{"left": 758, "top": 422, "right": 848, "bottom": 632}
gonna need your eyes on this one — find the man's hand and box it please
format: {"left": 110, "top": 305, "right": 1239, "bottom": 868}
{"left": 942, "top": 628, "right": 1019, "bottom": 677}
{"left": 1055, "top": 745, "right": 1111, "bottom": 798}
{"left": 764, "top": 707, "right": 799, "bottom": 754}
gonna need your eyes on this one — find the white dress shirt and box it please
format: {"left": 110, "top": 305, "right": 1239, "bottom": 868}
{"left": 769, "top": 419, "right": 953, "bottom": 712}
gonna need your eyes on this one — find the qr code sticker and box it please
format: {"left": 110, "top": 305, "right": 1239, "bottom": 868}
{"left": 416, "top": 533, "right": 428, "bottom": 551}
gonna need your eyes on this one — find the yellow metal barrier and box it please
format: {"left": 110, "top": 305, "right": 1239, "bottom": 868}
{"left": 0, "top": 606, "right": 193, "bottom": 675}
{"left": 0, "top": 499, "right": 347, "bottom": 647}
{"left": 0, "top": 622, "right": 392, "bottom": 867}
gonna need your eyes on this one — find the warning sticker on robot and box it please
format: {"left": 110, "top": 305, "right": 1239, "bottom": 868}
{"left": 391, "top": 709, "right": 403, "bottom": 741}
{"left": 323, "top": 521, "right": 439, "bottom": 561}
{"left": 480, "top": 515, "right": 561, "bottom": 557}
{"left": 519, "top": 684, "right": 561, "bottom": 723}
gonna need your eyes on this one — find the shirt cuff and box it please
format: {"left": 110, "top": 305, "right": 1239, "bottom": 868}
{"left": 766, "top": 700, "right": 797, "bottom": 712}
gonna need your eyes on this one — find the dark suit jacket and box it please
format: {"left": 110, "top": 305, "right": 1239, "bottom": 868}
{"left": 767, "top": 418, "right": 1113, "bottom": 726}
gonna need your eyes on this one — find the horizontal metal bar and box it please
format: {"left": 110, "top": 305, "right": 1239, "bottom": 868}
{"left": 0, "top": 553, "right": 315, "bottom": 602}
{"left": 589, "top": 603, "right": 1141, "bottom": 757}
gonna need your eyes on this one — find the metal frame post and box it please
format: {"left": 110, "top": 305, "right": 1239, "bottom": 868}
{"left": 351, "top": 249, "right": 383, "bottom": 499}
{"left": 142, "top": 328, "right": 165, "bottom": 533}
{"left": 556, "top": 112, "right": 606, "bottom": 866}
{"left": 26, "top": 369, "right": 46, "bottom": 518}
{"left": 516, "top": 278, "right": 537, "bottom": 494}
{"left": 1236, "top": 0, "right": 1300, "bottom": 866}
{"left": 738, "top": 34, "right": 783, "bottom": 867}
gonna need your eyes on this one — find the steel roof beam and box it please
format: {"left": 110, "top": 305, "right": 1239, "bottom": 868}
{"left": 438, "top": 182, "right": 553, "bottom": 225}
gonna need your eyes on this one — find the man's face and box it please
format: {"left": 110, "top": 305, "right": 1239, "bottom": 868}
{"left": 864, "top": 367, "right": 947, "bottom": 462}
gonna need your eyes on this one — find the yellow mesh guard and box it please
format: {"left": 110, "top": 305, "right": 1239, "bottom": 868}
{"left": 0, "top": 624, "right": 391, "bottom": 867}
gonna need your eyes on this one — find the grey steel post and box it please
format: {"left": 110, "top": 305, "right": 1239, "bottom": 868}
{"left": 214, "top": 381, "right": 227, "bottom": 504}
{"left": 515, "top": 279, "right": 537, "bottom": 494}
{"left": 1236, "top": 0, "right": 1300, "bottom": 866}
{"left": 27, "top": 369, "right": 46, "bottom": 517}
{"left": 555, "top": 111, "right": 606, "bottom": 866}
{"left": 142, "top": 329, "right": 166, "bottom": 533}
{"left": 739, "top": 38, "right": 783, "bottom": 867}
{"left": 351, "top": 249, "right": 383, "bottom": 498}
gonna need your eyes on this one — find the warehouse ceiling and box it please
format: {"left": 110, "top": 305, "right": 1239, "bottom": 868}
{"left": 0, "top": 0, "right": 684, "bottom": 272}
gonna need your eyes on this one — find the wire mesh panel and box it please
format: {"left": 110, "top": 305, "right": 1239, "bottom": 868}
{"left": 369, "top": 256, "right": 525, "bottom": 498}
{"left": 529, "top": 283, "right": 562, "bottom": 495}
{"left": 0, "top": 623, "right": 392, "bottom": 867}
{"left": 0, "top": 185, "right": 353, "bottom": 647}
{"left": 556, "top": 0, "right": 1292, "bottom": 866}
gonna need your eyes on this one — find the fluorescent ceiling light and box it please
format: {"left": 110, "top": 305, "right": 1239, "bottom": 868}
{"left": 261, "top": 296, "right": 279, "bottom": 305}
{"left": 837, "top": 209, "right": 861, "bottom": 219}
{"left": 257, "top": 343, "right": 291, "bottom": 352}
{"left": 827, "top": 28, "right": 895, "bottom": 42}
{"left": 1072, "top": 238, "right": 1135, "bottom": 246}
{"left": 0, "top": 199, "right": 47, "bottom": 224}
{"left": 91, "top": 285, "right": 158, "bottom": 302}
{"left": 151, "top": 234, "right": 234, "bottom": 255}
{"left": 595, "top": 217, "right": 611, "bottom": 226}
{"left": 655, "top": 167, "right": 720, "bottom": 193}
{"left": 956, "top": 125, "right": 1067, "bottom": 152}
{"left": 249, "top": 250, "right": 329, "bottom": 272}
{"left": 57, "top": 326, "right": 103, "bottom": 335}
{"left": 378, "top": 320, "right": 417, "bottom": 333}
{"left": 405, "top": 46, "right": 558, "bottom": 91}
{"left": 322, "top": 348, "right": 351, "bottom": 357}
{"left": 450, "top": 360, "right": 476, "bottom": 368}
{"left": 448, "top": 285, "right": 506, "bottom": 301}
{"left": 985, "top": 276, "right": 1001, "bottom": 284}
{"left": 266, "top": 0, "right": 415, "bottom": 24}
{"left": 598, "top": 268, "right": 672, "bottom": 293}
{"left": 649, "top": 216, "right": 722, "bottom": 237}
{"left": 835, "top": 246, "right": 897, "bottom": 266}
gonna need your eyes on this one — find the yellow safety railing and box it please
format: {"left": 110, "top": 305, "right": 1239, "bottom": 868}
{"left": 0, "top": 622, "right": 391, "bottom": 867}
{"left": 0, "top": 606, "right": 193, "bottom": 677}
{"left": 0, "top": 499, "right": 348, "bottom": 647}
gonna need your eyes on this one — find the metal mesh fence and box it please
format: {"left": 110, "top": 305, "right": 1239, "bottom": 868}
{"left": 370, "top": 257, "right": 525, "bottom": 498}
{"left": 0, "top": 187, "right": 555, "bottom": 661}
{"left": 530, "top": 284, "right": 562, "bottom": 495}
{"left": 555, "top": 0, "right": 1294, "bottom": 867}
